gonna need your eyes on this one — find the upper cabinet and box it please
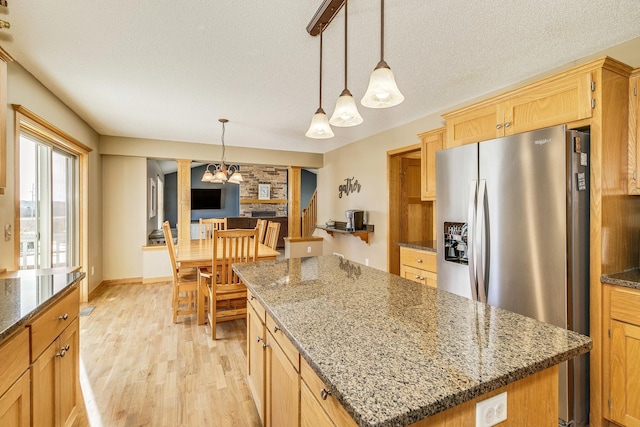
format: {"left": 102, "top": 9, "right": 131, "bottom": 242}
{"left": 419, "top": 127, "right": 444, "bottom": 201}
{"left": 628, "top": 69, "right": 640, "bottom": 195}
{"left": 0, "top": 46, "right": 13, "bottom": 196}
{"left": 443, "top": 71, "right": 593, "bottom": 148}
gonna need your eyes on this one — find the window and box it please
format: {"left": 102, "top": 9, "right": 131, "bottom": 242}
{"left": 14, "top": 105, "right": 90, "bottom": 274}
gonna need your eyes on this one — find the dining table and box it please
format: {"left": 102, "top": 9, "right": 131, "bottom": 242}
{"left": 174, "top": 237, "right": 280, "bottom": 324}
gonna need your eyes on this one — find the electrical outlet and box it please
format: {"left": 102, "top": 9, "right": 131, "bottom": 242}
{"left": 307, "top": 246, "right": 312, "bottom": 253}
{"left": 476, "top": 392, "right": 507, "bottom": 427}
{"left": 365, "top": 258, "right": 369, "bottom": 266}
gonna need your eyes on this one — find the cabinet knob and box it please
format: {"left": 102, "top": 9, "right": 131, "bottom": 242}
{"left": 496, "top": 124, "right": 502, "bottom": 129}
{"left": 56, "top": 349, "right": 66, "bottom": 358}
{"left": 58, "top": 313, "right": 69, "bottom": 321}
{"left": 273, "top": 326, "right": 280, "bottom": 333}
{"left": 250, "top": 295, "right": 256, "bottom": 300}
{"left": 262, "top": 343, "right": 269, "bottom": 349}
{"left": 257, "top": 336, "right": 263, "bottom": 342}
{"left": 415, "top": 275, "right": 420, "bottom": 280}
{"left": 504, "top": 122, "right": 511, "bottom": 128}
{"left": 64, "top": 344, "right": 70, "bottom": 351}
{"left": 416, "top": 259, "right": 422, "bottom": 263}
{"left": 320, "top": 388, "right": 332, "bottom": 400}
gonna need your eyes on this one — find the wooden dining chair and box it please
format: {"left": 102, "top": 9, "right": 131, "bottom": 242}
{"left": 264, "top": 221, "right": 281, "bottom": 250}
{"left": 199, "top": 217, "right": 227, "bottom": 241}
{"left": 162, "top": 221, "right": 198, "bottom": 323}
{"left": 199, "top": 228, "right": 259, "bottom": 340}
{"left": 255, "top": 218, "right": 268, "bottom": 244}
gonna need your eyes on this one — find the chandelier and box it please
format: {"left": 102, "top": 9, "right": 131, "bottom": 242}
{"left": 201, "top": 118, "right": 244, "bottom": 184}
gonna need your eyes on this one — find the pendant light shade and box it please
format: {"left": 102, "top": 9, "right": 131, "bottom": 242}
{"left": 306, "top": 26, "right": 334, "bottom": 139}
{"left": 361, "top": 0, "right": 404, "bottom": 109}
{"left": 329, "top": 0, "right": 363, "bottom": 127}
{"left": 306, "top": 107, "right": 335, "bottom": 138}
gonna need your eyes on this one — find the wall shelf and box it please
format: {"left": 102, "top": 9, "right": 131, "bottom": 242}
{"left": 315, "top": 225, "right": 374, "bottom": 245}
{"left": 240, "top": 199, "right": 288, "bottom": 204}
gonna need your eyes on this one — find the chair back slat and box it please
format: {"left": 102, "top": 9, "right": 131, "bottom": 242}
{"left": 199, "top": 218, "right": 228, "bottom": 241}
{"left": 256, "top": 219, "right": 268, "bottom": 244}
{"left": 264, "top": 221, "right": 281, "bottom": 250}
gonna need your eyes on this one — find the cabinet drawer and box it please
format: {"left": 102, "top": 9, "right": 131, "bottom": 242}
{"left": 401, "top": 265, "right": 426, "bottom": 285}
{"left": 248, "top": 290, "right": 266, "bottom": 324}
{"left": 610, "top": 286, "right": 640, "bottom": 325}
{"left": 400, "top": 247, "right": 437, "bottom": 272}
{"left": 30, "top": 286, "right": 79, "bottom": 362}
{"left": 0, "top": 328, "right": 29, "bottom": 396}
{"left": 267, "top": 314, "right": 299, "bottom": 372}
{"left": 300, "top": 358, "right": 357, "bottom": 427}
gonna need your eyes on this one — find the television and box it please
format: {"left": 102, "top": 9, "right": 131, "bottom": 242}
{"left": 191, "top": 188, "right": 222, "bottom": 210}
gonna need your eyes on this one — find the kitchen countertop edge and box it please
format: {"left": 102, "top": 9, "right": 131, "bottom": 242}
{"left": 0, "top": 272, "right": 85, "bottom": 342}
{"left": 601, "top": 268, "right": 640, "bottom": 290}
{"left": 397, "top": 241, "right": 437, "bottom": 252}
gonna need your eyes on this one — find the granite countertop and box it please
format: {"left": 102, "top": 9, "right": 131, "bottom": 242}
{"left": 397, "top": 240, "right": 437, "bottom": 252}
{"left": 601, "top": 268, "right": 640, "bottom": 290}
{"left": 0, "top": 270, "right": 85, "bottom": 342}
{"left": 233, "top": 255, "right": 591, "bottom": 427}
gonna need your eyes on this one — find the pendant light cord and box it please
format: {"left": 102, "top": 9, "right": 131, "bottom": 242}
{"left": 319, "top": 26, "right": 324, "bottom": 108}
{"left": 344, "top": 0, "right": 348, "bottom": 90}
{"left": 380, "top": 0, "right": 385, "bottom": 61}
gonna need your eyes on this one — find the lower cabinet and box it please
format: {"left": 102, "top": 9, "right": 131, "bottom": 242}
{"left": 248, "top": 291, "right": 301, "bottom": 427}
{"left": 31, "top": 318, "right": 79, "bottom": 427}
{"left": 604, "top": 284, "right": 640, "bottom": 426}
{"left": 0, "top": 371, "right": 30, "bottom": 426}
{"left": 300, "top": 358, "right": 356, "bottom": 427}
{"left": 399, "top": 246, "right": 437, "bottom": 288}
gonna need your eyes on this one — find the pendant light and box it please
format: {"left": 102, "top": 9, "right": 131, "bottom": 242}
{"left": 329, "top": 0, "right": 363, "bottom": 127}
{"left": 361, "top": 0, "right": 404, "bottom": 109}
{"left": 201, "top": 119, "right": 244, "bottom": 184}
{"left": 306, "top": 26, "right": 334, "bottom": 139}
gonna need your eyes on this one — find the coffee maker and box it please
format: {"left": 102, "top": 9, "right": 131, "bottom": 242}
{"left": 345, "top": 210, "right": 364, "bottom": 231}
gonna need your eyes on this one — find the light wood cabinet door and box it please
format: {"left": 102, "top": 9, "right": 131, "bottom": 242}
{"left": 0, "top": 371, "right": 30, "bottom": 427}
{"left": 609, "top": 319, "right": 640, "bottom": 426}
{"left": 59, "top": 320, "right": 79, "bottom": 427}
{"left": 628, "top": 70, "right": 640, "bottom": 195}
{"left": 266, "top": 331, "right": 299, "bottom": 427}
{"left": 444, "top": 71, "right": 593, "bottom": 148}
{"left": 300, "top": 380, "right": 334, "bottom": 427}
{"left": 247, "top": 303, "right": 266, "bottom": 423}
{"left": 31, "top": 319, "right": 79, "bottom": 427}
{"left": 420, "top": 128, "right": 444, "bottom": 201}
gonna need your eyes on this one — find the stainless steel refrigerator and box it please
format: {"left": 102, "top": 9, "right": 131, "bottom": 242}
{"left": 436, "top": 124, "right": 590, "bottom": 427}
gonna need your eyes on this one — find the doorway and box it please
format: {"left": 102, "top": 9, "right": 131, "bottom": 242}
{"left": 387, "top": 145, "right": 434, "bottom": 275}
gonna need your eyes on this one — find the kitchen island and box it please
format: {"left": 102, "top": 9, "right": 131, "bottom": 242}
{"left": 234, "top": 255, "right": 592, "bottom": 427}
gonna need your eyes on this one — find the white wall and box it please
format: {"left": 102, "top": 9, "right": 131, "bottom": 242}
{"left": 316, "top": 114, "right": 444, "bottom": 271}
{"left": 102, "top": 155, "right": 147, "bottom": 280}
{"left": 0, "top": 62, "right": 102, "bottom": 294}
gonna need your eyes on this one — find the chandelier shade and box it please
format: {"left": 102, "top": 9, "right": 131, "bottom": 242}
{"left": 201, "top": 119, "right": 243, "bottom": 184}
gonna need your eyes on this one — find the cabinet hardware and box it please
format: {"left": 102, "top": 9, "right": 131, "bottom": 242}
{"left": 273, "top": 326, "right": 280, "bottom": 333}
{"left": 257, "top": 336, "right": 263, "bottom": 342}
{"left": 591, "top": 99, "right": 596, "bottom": 109}
{"left": 608, "top": 328, "right": 611, "bottom": 338}
{"left": 591, "top": 81, "right": 596, "bottom": 92}
{"left": 250, "top": 295, "right": 256, "bottom": 300}
{"left": 58, "top": 313, "right": 69, "bottom": 321}
{"left": 496, "top": 124, "right": 502, "bottom": 129}
{"left": 634, "top": 86, "right": 637, "bottom": 97}
{"left": 504, "top": 122, "right": 511, "bottom": 128}
{"left": 416, "top": 259, "right": 422, "bottom": 263}
{"left": 320, "top": 388, "right": 332, "bottom": 400}
{"left": 56, "top": 349, "right": 66, "bottom": 358}
{"left": 262, "top": 343, "right": 269, "bottom": 349}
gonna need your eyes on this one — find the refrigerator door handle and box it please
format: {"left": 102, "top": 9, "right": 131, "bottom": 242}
{"left": 476, "top": 179, "right": 488, "bottom": 303}
{"left": 467, "top": 180, "right": 478, "bottom": 301}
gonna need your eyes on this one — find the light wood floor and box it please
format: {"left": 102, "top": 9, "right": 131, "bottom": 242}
{"left": 73, "top": 281, "right": 261, "bottom": 427}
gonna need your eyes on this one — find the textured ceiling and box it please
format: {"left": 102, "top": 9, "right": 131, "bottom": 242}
{"left": 2, "top": 1, "right": 640, "bottom": 154}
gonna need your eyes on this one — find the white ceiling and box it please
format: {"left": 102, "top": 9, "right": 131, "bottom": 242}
{"left": 2, "top": 1, "right": 640, "bottom": 154}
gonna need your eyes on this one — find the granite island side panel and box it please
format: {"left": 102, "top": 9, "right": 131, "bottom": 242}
{"left": 233, "top": 255, "right": 591, "bottom": 427}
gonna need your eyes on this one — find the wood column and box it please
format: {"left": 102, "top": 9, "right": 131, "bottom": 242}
{"left": 176, "top": 159, "right": 191, "bottom": 242}
{"left": 288, "top": 167, "right": 301, "bottom": 238}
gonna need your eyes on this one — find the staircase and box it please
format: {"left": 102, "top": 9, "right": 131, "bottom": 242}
{"left": 301, "top": 190, "right": 317, "bottom": 237}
